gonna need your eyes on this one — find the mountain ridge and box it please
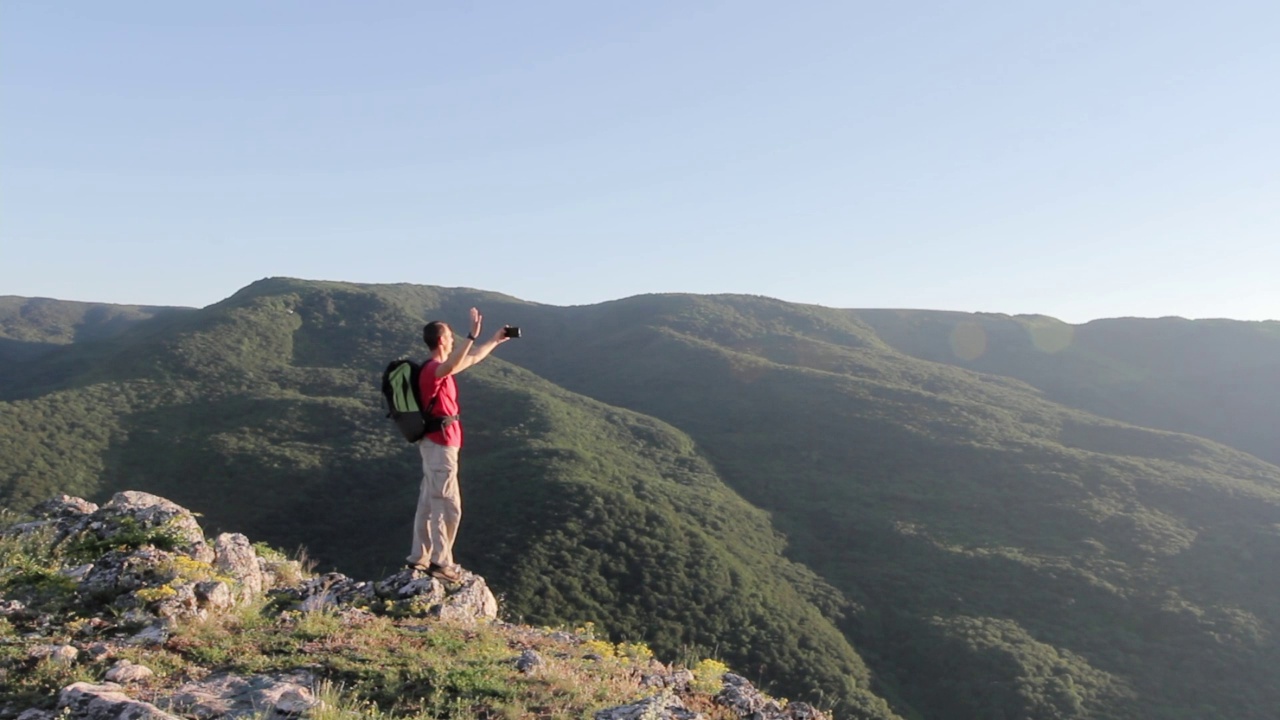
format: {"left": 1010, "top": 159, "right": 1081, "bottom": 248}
{"left": 3, "top": 279, "right": 1279, "bottom": 720}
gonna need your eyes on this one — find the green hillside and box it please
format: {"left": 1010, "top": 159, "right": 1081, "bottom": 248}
{"left": 491, "top": 293, "right": 1280, "bottom": 720}
{"left": 3, "top": 279, "right": 1279, "bottom": 719}
{"left": 0, "top": 281, "right": 897, "bottom": 716}
{"left": 0, "top": 295, "right": 189, "bottom": 365}
{"left": 855, "top": 309, "right": 1280, "bottom": 467}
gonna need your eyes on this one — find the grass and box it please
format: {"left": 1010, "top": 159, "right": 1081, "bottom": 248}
{"left": 119, "top": 610, "right": 745, "bottom": 719}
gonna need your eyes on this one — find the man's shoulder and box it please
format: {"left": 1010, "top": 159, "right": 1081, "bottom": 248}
{"left": 419, "top": 359, "right": 443, "bottom": 382}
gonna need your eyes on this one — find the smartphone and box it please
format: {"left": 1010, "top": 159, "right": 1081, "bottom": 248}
{"left": 503, "top": 326, "right": 521, "bottom": 339}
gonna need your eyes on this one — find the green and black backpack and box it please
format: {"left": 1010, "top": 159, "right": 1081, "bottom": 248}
{"left": 380, "top": 359, "right": 456, "bottom": 442}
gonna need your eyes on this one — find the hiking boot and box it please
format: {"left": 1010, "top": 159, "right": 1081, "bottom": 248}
{"left": 429, "top": 563, "right": 462, "bottom": 583}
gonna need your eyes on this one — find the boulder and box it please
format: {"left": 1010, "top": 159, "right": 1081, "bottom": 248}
{"left": 57, "top": 682, "right": 181, "bottom": 720}
{"left": 30, "top": 644, "right": 79, "bottom": 665}
{"left": 212, "top": 533, "right": 264, "bottom": 599}
{"left": 105, "top": 659, "right": 155, "bottom": 684}
{"left": 91, "top": 492, "right": 214, "bottom": 563}
{"left": 167, "top": 671, "right": 318, "bottom": 719}
{"left": 515, "top": 649, "right": 544, "bottom": 674}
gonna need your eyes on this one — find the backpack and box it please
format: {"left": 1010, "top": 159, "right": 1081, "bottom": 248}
{"left": 380, "top": 359, "right": 457, "bottom": 442}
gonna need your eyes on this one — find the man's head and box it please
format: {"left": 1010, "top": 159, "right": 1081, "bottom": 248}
{"left": 423, "top": 321, "right": 453, "bottom": 357}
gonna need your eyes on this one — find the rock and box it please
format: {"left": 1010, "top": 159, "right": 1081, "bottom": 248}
{"left": 393, "top": 573, "right": 442, "bottom": 601}
{"left": 194, "top": 581, "right": 233, "bottom": 611}
{"left": 16, "top": 709, "right": 54, "bottom": 720}
{"left": 434, "top": 572, "right": 498, "bottom": 621}
{"left": 715, "top": 674, "right": 827, "bottom": 720}
{"left": 57, "top": 682, "right": 182, "bottom": 720}
{"left": 595, "top": 691, "right": 704, "bottom": 720}
{"left": 212, "top": 533, "right": 263, "bottom": 600}
{"left": 642, "top": 668, "right": 694, "bottom": 691}
{"left": 130, "top": 624, "right": 169, "bottom": 646}
{"left": 33, "top": 495, "right": 99, "bottom": 519}
{"left": 81, "top": 547, "right": 178, "bottom": 601}
{"left": 30, "top": 644, "right": 78, "bottom": 665}
{"left": 6, "top": 496, "right": 96, "bottom": 547}
{"left": 515, "top": 649, "right": 543, "bottom": 674}
{"left": 85, "top": 643, "right": 115, "bottom": 660}
{"left": 290, "top": 573, "right": 377, "bottom": 611}
{"left": 168, "top": 671, "right": 317, "bottom": 719}
{"left": 256, "top": 555, "right": 303, "bottom": 592}
{"left": 274, "top": 688, "right": 320, "bottom": 715}
{"left": 0, "top": 599, "right": 29, "bottom": 619}
{"left": 105, "top": 659, "right": 155, "bottom": 683}
{"left": 153, "top": 583, "right": 202, "bottom": 625}
{"left": 94, "top": 492, "right": 214, "bottom": 563}
{"left": 717, "top": 673, "right": 777, "bottom": 717}
{"left": 61, "top": 563, "right": 95, "bottom": 582}
{"left": 336, "top": 606, "right": 376, "bottom": 626}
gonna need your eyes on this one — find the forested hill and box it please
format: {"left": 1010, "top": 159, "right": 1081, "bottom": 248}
{"left": 3, "top": 277, "right": 1279, "bottom": 720}
{"left": 854, "top": 309, "right": 1280, "bottom": 467}
{"left": 0, "top": 295, "right": 191, "bottom": 364}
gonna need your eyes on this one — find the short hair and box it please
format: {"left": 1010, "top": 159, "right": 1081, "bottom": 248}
{"left": 423, "top": 321, "right": 450, "bottom": 350}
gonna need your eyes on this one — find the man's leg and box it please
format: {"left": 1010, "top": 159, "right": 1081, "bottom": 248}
{"left": 422, "top": 442, "right": 462, "bottom": 568}
{"left": 406, "top": 440, "right": 437, "bottom": 567}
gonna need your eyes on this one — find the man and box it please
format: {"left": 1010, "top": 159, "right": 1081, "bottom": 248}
{"left": 407, "top": 306, "right": 510, "bottom": 582}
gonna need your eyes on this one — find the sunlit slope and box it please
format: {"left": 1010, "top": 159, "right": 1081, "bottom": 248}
{"left": 856, "top": 309, "right": 1280, "bottom": 467}
{"left": 0, "top": 281, "right": 899, "bottom": 717}
{"left": 504, "top": 292, "right": 1280, "bottom": 720}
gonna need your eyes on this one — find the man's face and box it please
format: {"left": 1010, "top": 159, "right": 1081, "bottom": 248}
{"left": 438, "top": 325, "right": 454, "bottom": 356}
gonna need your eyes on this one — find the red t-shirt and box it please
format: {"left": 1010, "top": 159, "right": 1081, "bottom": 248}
{"left": 419, "top": 359, "right": 462, "bottom": 447}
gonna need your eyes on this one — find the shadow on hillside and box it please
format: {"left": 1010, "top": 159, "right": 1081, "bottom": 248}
{"left": 98, "top": 395, "right": 421, "bottom": 578}
{"left": 0, "top": 337, "right": 61, "bottom": 365}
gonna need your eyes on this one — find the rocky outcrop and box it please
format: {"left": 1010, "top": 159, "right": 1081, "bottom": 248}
{"left": 2, "top": 492, "right": 824, "bottom": 720}
{"left": 1, "top": 492, "right": 505, "bottom": 719}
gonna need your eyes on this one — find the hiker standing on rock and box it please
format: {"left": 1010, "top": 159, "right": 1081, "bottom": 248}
{"left": 408, "top": 307, "right": 510, "bottom": 582}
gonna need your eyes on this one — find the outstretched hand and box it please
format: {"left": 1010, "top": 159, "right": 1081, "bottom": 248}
{"left": 491, "top": 326, "right": 510, "bottom": 344}
{"left": 469, "top": 307, "right": 482, "bottom": 339}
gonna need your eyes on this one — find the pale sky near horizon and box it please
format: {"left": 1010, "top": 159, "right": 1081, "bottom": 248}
{"left": 2, "top": 2, "right": 1277, "bottom": 323}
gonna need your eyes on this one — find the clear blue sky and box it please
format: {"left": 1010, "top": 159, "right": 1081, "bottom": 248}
{"left": 3, "top": 1, "right": 1277, "bottom": 322}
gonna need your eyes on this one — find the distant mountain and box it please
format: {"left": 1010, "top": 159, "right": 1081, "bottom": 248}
{"left": 856, "top": 310, "right": 1280, "bottom": 466}
{"left": 0, "top": 295, "right": 191, "bottom": 365}
{"left": 2, "top": 278, "right": 1279, "bottom": 720}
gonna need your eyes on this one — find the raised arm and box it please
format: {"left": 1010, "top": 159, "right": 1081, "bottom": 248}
{"left": 435, "top": 307, "right": 508, "bottom": 377}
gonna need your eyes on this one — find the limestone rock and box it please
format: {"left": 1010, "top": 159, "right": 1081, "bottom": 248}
{"left": 715, "top": 674, "right": 828, "bottom": 720}
{"left": 213, "top": 533, "right": 264, "bottom": 599}
{"left": 642, "top": 668, "right": 694, "bottom": 691}
{"left": 167, "top": 671, "right": 318, "bottom": 719}
{"left": 194, "top": 581, "right": 234, "bottom": 611}
{"left": 33, "top": 494, "right": 99, "bottom": 519}
{"left": 30, "top": 644, "right": 78, "bottom": 665}
{"left": 595, "top": 691, "right": 704, "bottom": 720}
{"left": 430, "top": 570, "right": 498, "bottom": 621}
{"left": 81, "top": 547, "right": 179, "bottom": 601}
{"left": 92, "top": 492, "right": 214, "bottom": 563}
{"left": 515, "top": 649, "right": 544, "bottom": 674}
{"left": 105, "top": 659, "right": 155, "bottom": 683}
{"left": 57, "top": 682, "right": 181, "bottom": 720}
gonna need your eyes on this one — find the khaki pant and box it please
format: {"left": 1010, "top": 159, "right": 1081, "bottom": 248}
{"left": 407, "top": 441, "right": 461, "bottom": 568}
